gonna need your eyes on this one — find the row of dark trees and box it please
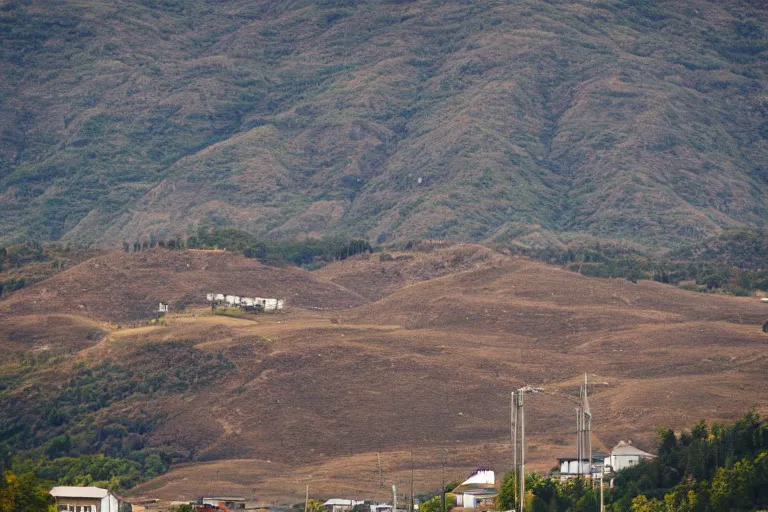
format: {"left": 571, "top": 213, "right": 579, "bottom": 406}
{"left": 123, "top": 227, "right": 373, "bottom": 267}
{"left": 509, "top": 228, "right": 768, "bottom": 294}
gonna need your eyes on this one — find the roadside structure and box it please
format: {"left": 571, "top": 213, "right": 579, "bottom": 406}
{"left": 554, "top": 452, "right": 606, "bottom": 481}
{"left": 323, "top": 498, "right": 363, "bottom": 512}
{"left": 198, "top": 496, "right": 247, "bottom": 510}
{"left": 608, "top": 441, "right": 655, "bottom": 471}
{"left": 452, "top": 469, "right": 497, "bottom": 509}
{"left": 50, "top": 486, "right": 122, "bottom": 512}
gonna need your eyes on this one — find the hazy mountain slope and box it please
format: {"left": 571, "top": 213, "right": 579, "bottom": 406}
{"left": 1, "top": 0, "right": 766, "bottom": 247}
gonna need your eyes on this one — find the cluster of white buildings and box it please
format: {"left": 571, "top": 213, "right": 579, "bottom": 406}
{"left": 324, "top": 499, "right": 393, "bottom": 512}
{"left": 556, "top": 440, "right": 656, "bottom": 481}
{"left": 206, "top": 293, "right": 284, "bottom": 312}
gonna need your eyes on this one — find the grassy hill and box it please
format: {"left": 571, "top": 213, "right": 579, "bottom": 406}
{"left": 1, "top": 247, "right": 767, "bottom": 501}
{"left": 1, "top": 0, "right": 766, "bottom": 249}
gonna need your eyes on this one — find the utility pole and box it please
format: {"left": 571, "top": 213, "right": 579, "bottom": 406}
{"left": 410, "top": 450, "right": 414, "bottom": 512}
{"left": 575, "top": 374, "right": 592, "bottom": 481}
{"left": 440, "top": 456, "right": 446, "bottom": 512}
{"left": 304, "top": 485, "right": 309, "bottom": 512}
{"left": 511, "top": 391, "right": 517, "bottom": 510}
{"left": 599, "top": 467, "right": 605, "bottom": 512}
{"left": 511, "top": 385, "right": 543, "bottom": 512}
{"left": 392, "top": 485, "right": 397, "bottom": 512}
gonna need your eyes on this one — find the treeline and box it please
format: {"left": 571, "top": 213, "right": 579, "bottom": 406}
{"left": 125, "top": 227, "right": 373, "bottom": 267}
{"left": 512, "top": 229, "right": 768, "bottom": 295}
{"left": 494, "top": 412, "right": 768, "bottom": 512}
{"left": 0, "top": 343, "right": 236, "bottom": 490}
{"left": 0, "top": 242, "right": 46, "bottom": 296}
{"left": 0, "top": 470, "right": 52, "bottom": 512}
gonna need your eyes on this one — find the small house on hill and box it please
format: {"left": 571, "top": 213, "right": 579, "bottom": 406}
{"left": 453, "top": 469, "right": 497, "bottom": 509}
{"left": 609, "top": 440, "right": 655, "bottom": 472}
{"left": 50, "top": 486, "right": 123, "bottom": 512}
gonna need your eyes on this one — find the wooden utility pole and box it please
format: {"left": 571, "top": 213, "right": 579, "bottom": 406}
{"left": 304, "top": 485, "right": 309, "bottom": 512}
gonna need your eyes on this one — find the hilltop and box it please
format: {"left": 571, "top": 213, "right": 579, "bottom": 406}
{"left": 2, "top": 246, "right": 767, "bottom": 502}
{"left": 1, "top": 0, "right": 766, "bottom": 249}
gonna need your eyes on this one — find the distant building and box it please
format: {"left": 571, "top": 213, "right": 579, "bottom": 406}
{"left": 555, "top": 453, "right": 606, "bottom": 481}
{"left": 608, "top": 441, "right": 655, "bottom": 472}
{"left": 50, "top": 486, "right": 123, "bottom": 512}
{"left": 158, "top": 302, "right": 169, "bottom": 313}
{"left": 198, "top": 497, "right": 246, "bottom": 510}
{"left": 452, "top": 469, "right": 497, "bottom": 509}
{"left": 324, "top": 499, "right": 363, "bottom": 512}
{"left": 206, "top": 293, "right": 284, "bottom": 312}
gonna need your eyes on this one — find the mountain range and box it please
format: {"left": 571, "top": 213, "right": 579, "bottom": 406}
{"left": 1, "top": 0, "right": 767, "bottom": 249}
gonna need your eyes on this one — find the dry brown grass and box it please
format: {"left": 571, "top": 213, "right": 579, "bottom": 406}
{"left": 2, "top": 247, "right": 768, "bottom": 504}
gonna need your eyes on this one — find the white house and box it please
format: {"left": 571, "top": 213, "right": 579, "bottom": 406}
{"left": 556, "top": 453, "right": 605, "bottom": 480}
{"left": 199, "top": 496, "right": 246, "bottom": 510}
{"left": 452, "top": 469, "right": 497, "bottom": 509}
{"left": 609, "top": 441, "right": 655, "bottom": 472}
{"left": 324, "top": 498, "right": 363, "bottom": 512}
{"left": 50, "top": 486, "right": 121, "bottom": 512}
{"left": 206, "top": 293, "right": 215, "bottom": 302}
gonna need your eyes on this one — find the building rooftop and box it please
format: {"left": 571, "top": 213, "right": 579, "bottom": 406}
{"left": 611, "top": 441, "right": 655, "bottom": 458}
{"left": 323, "top": 499, "right": 363, "bottom": 506}
{"left": 556, "top": 452, "right": 606, "bottom": 462}
{"left": 50, "top": 487, "right": 110, "bottom": 499}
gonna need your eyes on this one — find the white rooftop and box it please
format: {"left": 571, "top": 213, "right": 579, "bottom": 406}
{"left": 50, "top": 487, "right": 109, "bottom": 499}
{"left": 324, "top": 499, "right": 363, "bottom": 506}
{"left": 611, "top": 441, "right": 655, "bottom": 457}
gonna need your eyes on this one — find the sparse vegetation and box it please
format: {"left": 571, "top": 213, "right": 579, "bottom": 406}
{"left": 0, "top": 343, "right": 235, "bottom": 489}
{"left": 189, "top": 227, "right": 373, "bottom": 267}
{"left": 507, "top": 229, "right": 768, "bottom": 295}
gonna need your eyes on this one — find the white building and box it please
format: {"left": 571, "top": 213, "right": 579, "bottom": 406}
{"left": 199, "top": 497, "right": 246, "bottom": 510}
{"left": 609, "top": 441, "right": 655, "bottom": 472}
{"left": 452, "top": 469, "right": 497, "bottom": 509}
{"left": 556, "top": 453, "right": 605, "bottom": 480}
{"left": 50, "top": 486, "right": 121, "bottom": 512}
{"left": 324, "top": 498, "right": 363, "bottom": 512}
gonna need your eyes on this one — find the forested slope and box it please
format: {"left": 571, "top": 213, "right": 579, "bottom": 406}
{"left": 1, "top": 0, "right": 766, "bottom": 248}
